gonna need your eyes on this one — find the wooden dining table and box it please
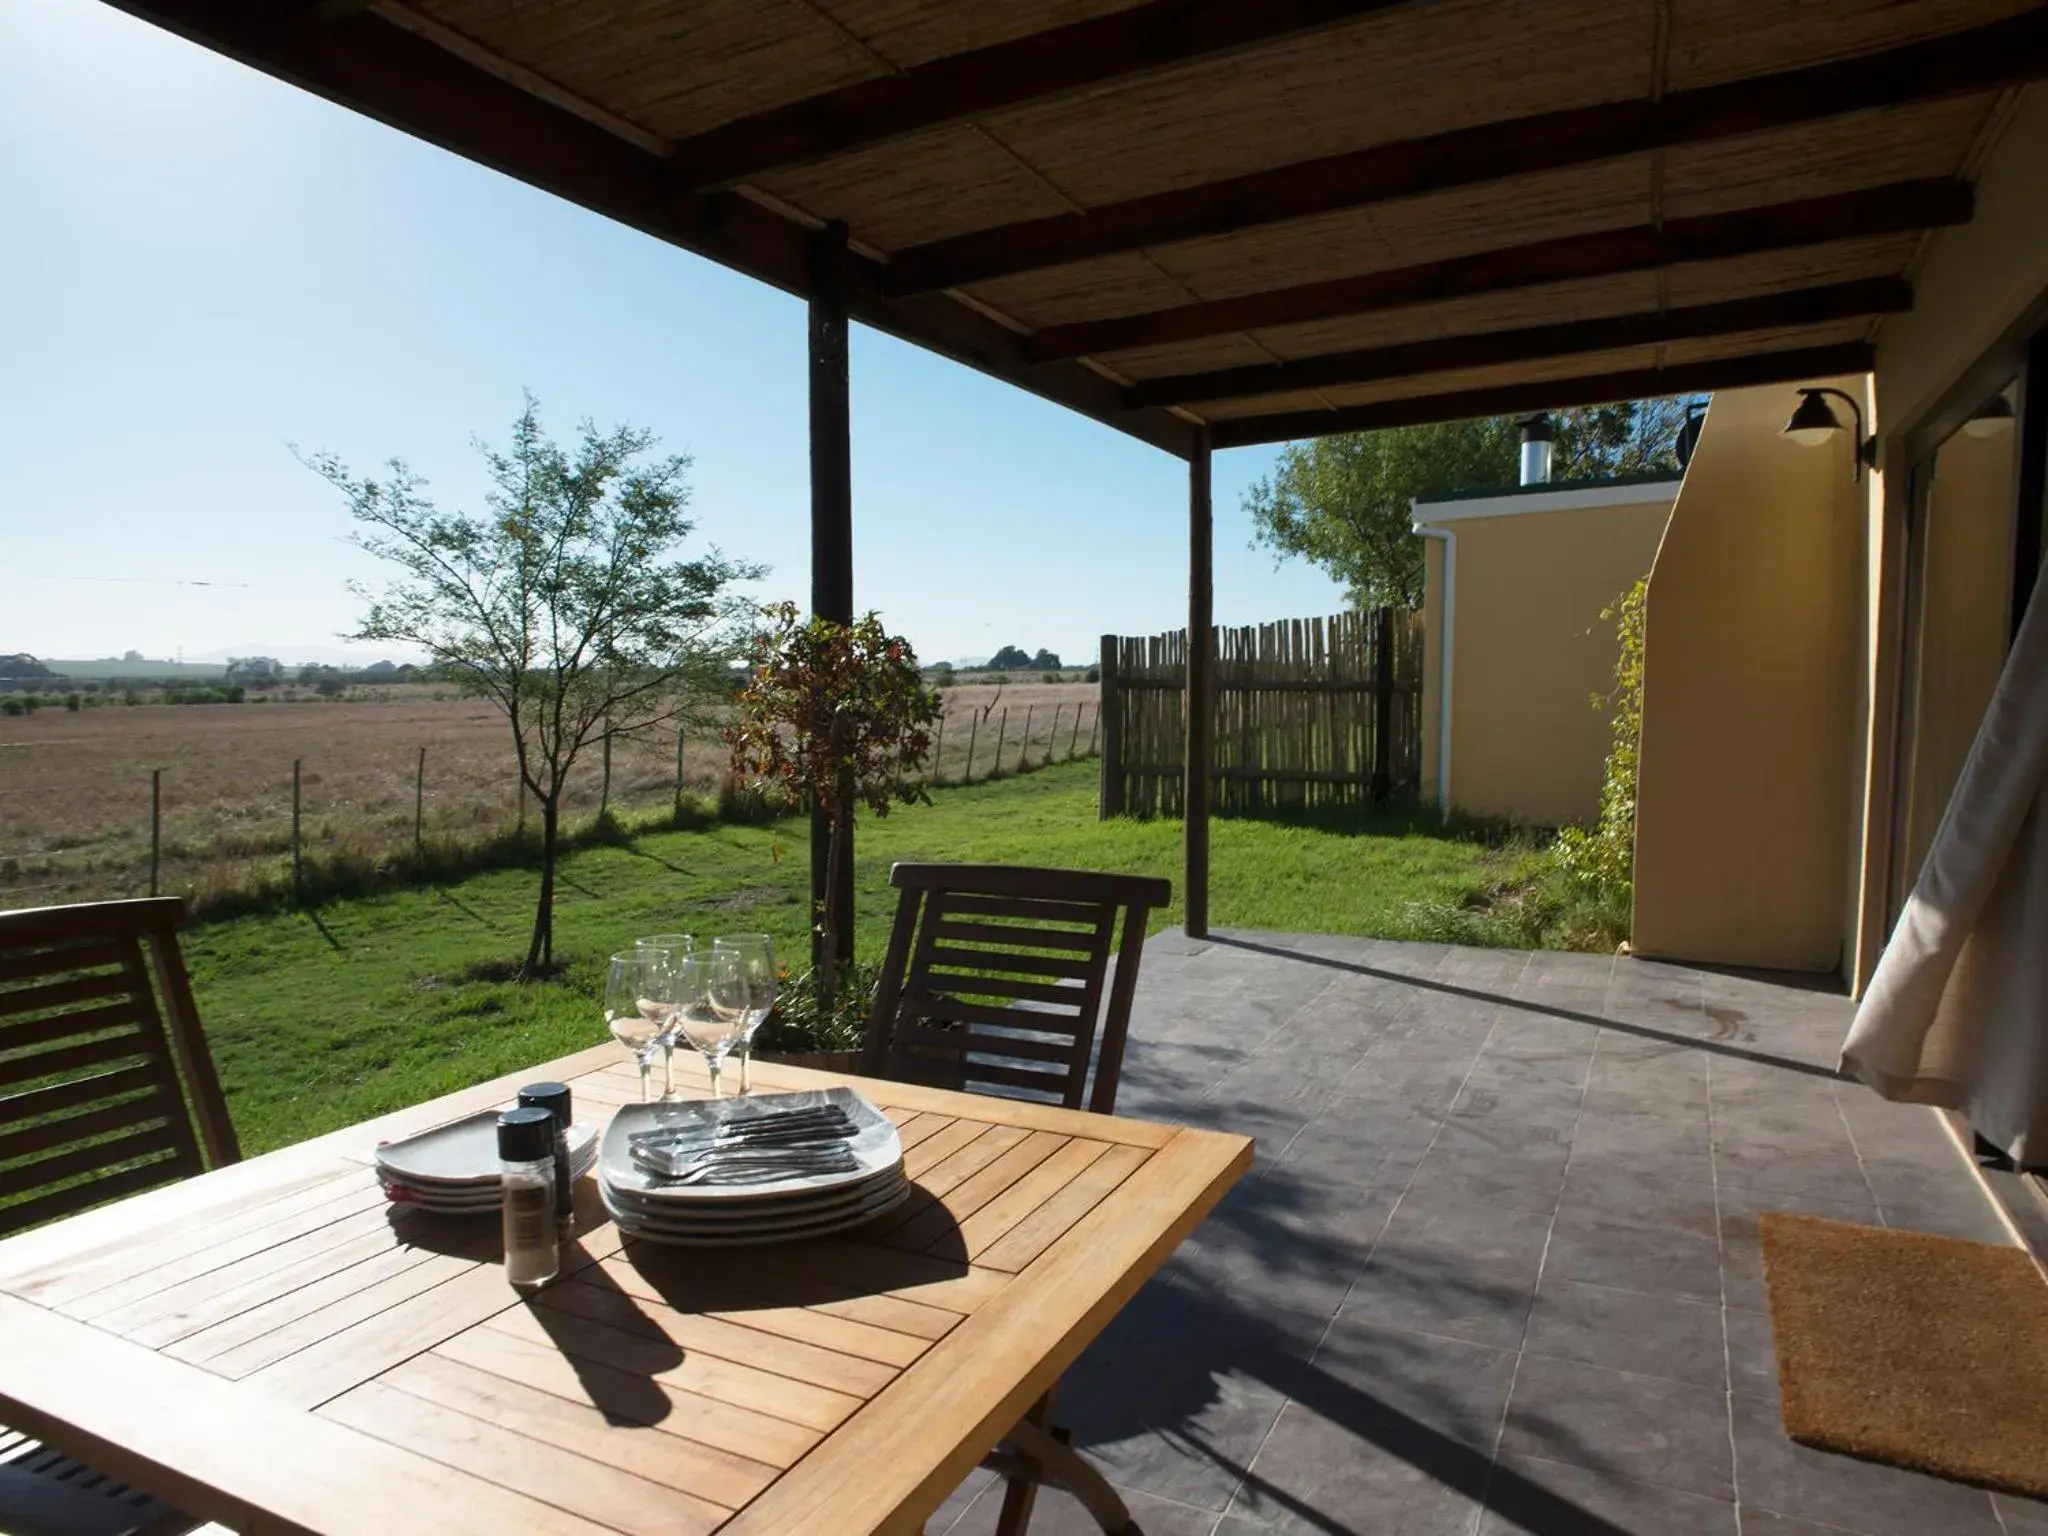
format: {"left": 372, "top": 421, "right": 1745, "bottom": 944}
{"left": 0, "top": 1044, "right": 1250, "bottom": 1536}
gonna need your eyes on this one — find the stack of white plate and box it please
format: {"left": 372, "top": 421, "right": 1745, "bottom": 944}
{"left": 376, "top": 1110, "right": 598, "bottom": 1214}
{"left": 601, "top": 1088, "right": 909, "bottom": 1247}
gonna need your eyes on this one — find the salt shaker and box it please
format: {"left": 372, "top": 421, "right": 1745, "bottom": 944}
{"left": 517, "top": 1081, "right": 575, "bottom": 1229}
{"left": 498, "top": 1106, "right": 559, "bottom": 1287}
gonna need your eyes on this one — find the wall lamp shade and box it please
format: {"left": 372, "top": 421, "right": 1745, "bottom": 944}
{"left": 1783, "top": 392, "right": 1845, "bottom": 446}
{"left": 1962, "top": 394, "right": 2016, "bottom": 439}
{"left": 1781, "top": 387, "right": 1875, "bottom": 478}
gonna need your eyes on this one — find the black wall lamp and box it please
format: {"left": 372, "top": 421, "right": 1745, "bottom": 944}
{"left": 1781, "top": 387, "right": 1876, "bottom": 480}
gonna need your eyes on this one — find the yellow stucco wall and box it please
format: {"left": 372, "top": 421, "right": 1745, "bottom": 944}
{"left": 1874, "top": 91, "right": 2048, "bottom": 435}
{"left": 1419, "top": 496, "right": 1672, "bottom": 827}
{"left": 1632, "top": 380, "right": 1867, "bottom": 972}
{"left": 1846, "top": 86, "right": 2048, "bottom": 988}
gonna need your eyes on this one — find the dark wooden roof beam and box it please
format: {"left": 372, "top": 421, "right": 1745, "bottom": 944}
{"left": 669, "top": 0, "right": 1417, "bottom": 191}
{"left": 1128, "top": 276, "right": 1911, "bottom": 407}
{"left": 1029, "top": 179, "right": 1971, "bottom": 362}
{"left": 884, "top": 7, "right": 2048, "bottom": 297}
{"left": 1206, "top": 341, "right": 1877, "bottom": 447}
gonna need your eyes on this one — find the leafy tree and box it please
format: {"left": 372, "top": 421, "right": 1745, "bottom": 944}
{"left": 225, "top": 655, "right": 284, "bottom": 686}
{"left": 306, "top": 394, "right": 761, "bottom": 977}
{"left": 1029, "top": 648, "right": 1061, "bottom": 671}
{"left": 986, "top": 644, "right": 1033, "bottom": 671}
{"left": 727, "top": 605, "right": 941, "bottom": 1012}
{"left": 1244, "top": 398, "right": 1696, "bottom": 608}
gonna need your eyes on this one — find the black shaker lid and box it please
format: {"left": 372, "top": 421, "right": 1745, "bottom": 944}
{"left": 497, "top": 1105, "right": 556, "bottom": 1162}
{"left": 517, "top": 1081, "right": 572, "bottom": 1126}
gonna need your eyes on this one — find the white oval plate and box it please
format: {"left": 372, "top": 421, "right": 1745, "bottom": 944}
{"left": 376, "top": 1115, "right": 597, "bottom": 1188}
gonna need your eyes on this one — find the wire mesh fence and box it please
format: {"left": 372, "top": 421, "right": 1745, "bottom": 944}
{"left": 0, "top": 684, "right": 1100, "bottom": 911}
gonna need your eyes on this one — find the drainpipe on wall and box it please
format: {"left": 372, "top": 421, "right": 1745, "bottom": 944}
{"left": 1415, "top": 523, "right": 1456, "bottom": 825}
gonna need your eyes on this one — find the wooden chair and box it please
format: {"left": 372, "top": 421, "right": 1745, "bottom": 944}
{"left": 1, "top": 897, "right": 240, "bottom": 1536}
{"left": 861, "top": 863, "right": 1171, "bottom": 1115}
{"left": 859, "top": 863, "right": 1170, "bottom": 1536}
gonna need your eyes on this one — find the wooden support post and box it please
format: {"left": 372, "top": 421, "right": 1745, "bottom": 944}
{"left": 993, "top": 708, "right": 1009, "bottom": 777}
{"left": 1069, "top": 700, "right": 1083, "bottom": 760}
{"left": 965, "top": 708, "right": 981, "bottom": 782}
{"left": 1018, "top": 704, "right": 1034, "bottom": 771}
{"left": 149, "top": 768, "right": 162, "bottom": 898}
{"left": 1185, "top": 428, "right": 1213, "bottom": 937}
{"left": 291, "top": 758, "right": 303, "bottom": 903}
{"left": 809, "top": 221, "right": 856, "bottom": 969}
{"left": 1048, "top": 703, "right": 1064, "bottom": 762}
{"left": 931, "top": 712, "right": 946, "bottom": 784}
{"left": 675, "top": 726, "right": 686, "bottom": 819}
{"left": 1371, "top": 606, "right": 1395, "bottom": 802}
{"left": 600, "top": 722, "right": 613, "bottom": 817}
{"left": 415, "top": 746, "right": 426, "bottom": 866}
{"left": 1098, "top": 635, "right": 1122, "bottom": 817}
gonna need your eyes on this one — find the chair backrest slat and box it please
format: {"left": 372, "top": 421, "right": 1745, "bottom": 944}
{"left": 0, "top": 897, "right": 240, "bottom": 1237}
{"left": 861, "top": 863, "right": 1170, "bottom": 1115}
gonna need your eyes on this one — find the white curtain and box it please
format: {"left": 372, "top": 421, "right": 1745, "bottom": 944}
{"left": 1842, "top": 558, "right": 2048, "bottom": 1163}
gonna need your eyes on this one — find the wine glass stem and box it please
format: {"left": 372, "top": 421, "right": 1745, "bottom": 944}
{"left": 637, "top": 1054, "right": 652, "bottom": 1103}
{"left": 662, "top": 1041, "right": 675, "bottom": 1099}
{"left": 707, "top": 1056, "right": 722, "bottom": 1099}
{"left": 739, "top": 1045, "right": 751, "bottom": 1095}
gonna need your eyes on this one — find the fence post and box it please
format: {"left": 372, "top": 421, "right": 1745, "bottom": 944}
{"left": 1018, "top": 704, "right": 1034, "bottom": 772}
{"left": 1048, "top": 703, "right": 1064, "bottom": 763}
{"left": 149, "top": 768, "right": 162, "bottom": 897}
{"left": 965, "top": 708, "right": 981, "bottom": 782}
{"left": 414, "top": 746, "right": 426, "bottom": 867}
{"left": 1069, "top": 701, "right": 1083, "bottom": 760}
{"left": 291, "top": 758, "right": 303, "bottom": 902}
{"left": 931, "top": 712, "right": 946, "bottom": 785}
{"left": 1372, "top": 606, "right": 1395, "bottom": 802}
{"left": 1098, "top": 634, "right": 1123, "bottom": 817}
{"left": 992, "top": 708, "right": 1009, "bottom": 777}
{"left": 600, "top": 722, "right": 613, "bottom": 817}
{"left": 675, "top": 726, "right": 686, "bottom": 818}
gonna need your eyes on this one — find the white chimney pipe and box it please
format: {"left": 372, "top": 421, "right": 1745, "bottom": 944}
{"left": 1519, "top": 413, "right": 1555, "bottom": 486}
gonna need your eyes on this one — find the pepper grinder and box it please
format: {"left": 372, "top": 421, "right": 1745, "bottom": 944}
{"left": 517, "top": 1081, "right": 575, "bottom": 1230}
{"left": 497, "top": 1107, "right": 559, "bottom": 1287}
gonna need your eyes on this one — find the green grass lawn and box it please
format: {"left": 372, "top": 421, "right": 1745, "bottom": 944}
{"left": 182, "top": 761, "right": 1580, "bottom": 1154}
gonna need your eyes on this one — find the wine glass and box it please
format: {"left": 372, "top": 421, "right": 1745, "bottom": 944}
{"left": 676, "top": 952, "right": 746, "bottom": 1098}
{"left": 603, "top": 951, "right": 668, "bottom": 1103}
{"left": 710, "top": 934, "right": 777, "bottom": 1094}
{"left": 635, "top": 934, "right": 694, "bottom": 1097}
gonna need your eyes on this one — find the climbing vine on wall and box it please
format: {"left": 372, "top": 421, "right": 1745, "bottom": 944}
{"left": 1554, "top": 576, "right": 1647, "bottom": 906}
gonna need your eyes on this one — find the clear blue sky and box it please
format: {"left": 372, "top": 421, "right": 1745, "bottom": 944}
{"left": 1, "top": 0, "right": 1344, "bottom": 668}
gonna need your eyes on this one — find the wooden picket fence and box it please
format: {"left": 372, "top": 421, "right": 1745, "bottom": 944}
{"left": 1098, "top": 609, "right": 1425, "bottom": 817}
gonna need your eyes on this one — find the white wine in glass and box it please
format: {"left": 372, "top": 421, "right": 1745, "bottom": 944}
{"left": 604, "top": 952, "right": 668, "bottom": 1103}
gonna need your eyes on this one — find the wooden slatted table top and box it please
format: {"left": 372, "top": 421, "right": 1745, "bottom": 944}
{"left": 0, "top": 1045, "right": 1250, "bottom": 1536}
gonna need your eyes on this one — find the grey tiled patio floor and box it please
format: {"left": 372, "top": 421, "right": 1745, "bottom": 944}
{"left": 929, "top": 933, "right": 2045, "bottom": 1536}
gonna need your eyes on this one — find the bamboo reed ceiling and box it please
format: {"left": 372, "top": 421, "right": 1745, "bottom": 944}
{"left": 110, "top": 0, "right": 2047, "bottom": 456}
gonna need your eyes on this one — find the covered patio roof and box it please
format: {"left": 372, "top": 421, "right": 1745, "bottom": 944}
{"left": 94, "top": 0, "right": 2048, "bottom": 943}
{"left": 109, "top": 0, "right": 2046, "bottom": 455}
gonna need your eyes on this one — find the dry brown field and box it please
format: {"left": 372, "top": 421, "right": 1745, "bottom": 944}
{"left": 0, "top": 679, "right": 1099, "bottom": 909}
